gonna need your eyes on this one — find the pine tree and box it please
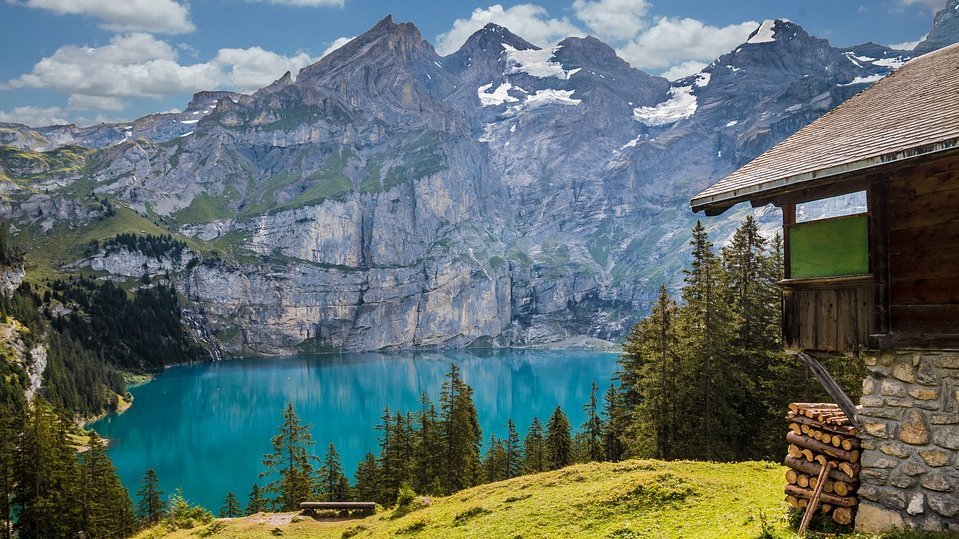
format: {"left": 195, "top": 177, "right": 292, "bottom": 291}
{"left": 545, "top": 406, "right": 572, "bottom": 470}
{"left": 439, "top": 363, "right": 482, "bottom": 493}
{"left": 722, "top": 217, "right": 784, "bottom": 459}
{"left": 374, "top": 407, "right": 398, "bottom": 505}
{"left": 246, "top": 484, "right": 267, "bottom": 515}
{"left": 620, "top": 285, "right": 681, "bottom": 459}
{"left": 353, "top": 453, "right": 379, "bottom": 503}
{"left": 504, "top": 419, "right": 522, "bottom": 479}
{"left": 14, "top": 398, "right": 82, "bottom": 539}
{"left": 601, "top": 384, "right": 627, "bottom": 462}
{"left": 0, "top": 412, "right": 17, "bottom": 539}
{"left": 522, "top": 417, "right": 547, "bottom": 474}
{"left": 677, "top": 221, "right": 740, "bottom": 460}
{"left": 319, "top": 443, "right": 346, "bottom": 502}
{"left": 260, "top": 402, "right": 317, "bottom": 511}
{"left": 581, "top": 382, "right": 605, "bottom": 462}
{"left": 219, "top": 492, "right": 242, "bottom": 518}
{"left": 137, "top": 468, "right": 165, "bottom": 525}
{"left": 412, "top": 392, "right": 443, "bottom": 494}
{"left": 483, "top": 435, "right": 507, "bottom": 482}
{"left": 78, "top": 432, "right": 134, "bottom": 538}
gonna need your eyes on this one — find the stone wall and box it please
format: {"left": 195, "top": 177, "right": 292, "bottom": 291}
{"left": 856, "top": 350, "right": 959, "bottom": 532}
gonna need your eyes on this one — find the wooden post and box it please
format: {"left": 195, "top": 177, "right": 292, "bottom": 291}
{"left": 867, "top": 183, "right": 890, "bottom": 340}
{"left": 782, "top": 203, "right": 796, "bottom": 280}
{"left": 790, "top": 352, "right": 861, "bottom": 430}
{"left": 799, "top": 461, "right": 835, "bottom": 535}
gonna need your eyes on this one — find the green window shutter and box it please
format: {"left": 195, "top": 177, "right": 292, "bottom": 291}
{"left": 789, "top": 214, "right": 869, "bottom": 279}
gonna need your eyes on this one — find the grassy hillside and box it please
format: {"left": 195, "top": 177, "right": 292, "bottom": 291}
{"left": 138, "top": 459, "right": 794, "bottom": 539}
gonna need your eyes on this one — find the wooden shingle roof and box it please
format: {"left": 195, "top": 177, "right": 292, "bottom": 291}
{"left": 691, "top": 43, "right": 959, "bottom": 214}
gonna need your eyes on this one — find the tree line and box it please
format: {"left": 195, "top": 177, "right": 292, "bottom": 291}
{"left": 195, "top": 364, "right": 631, "bottom": 516}
{"left": 617, "top": 217, "right": 864, "bottom": 461}
{"left": 86, "top": 233, "right": 187, "bottom": 261}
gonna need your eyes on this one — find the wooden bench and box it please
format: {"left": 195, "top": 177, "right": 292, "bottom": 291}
{"left": 299, "top": 501, "right": 376, "bottom": 517}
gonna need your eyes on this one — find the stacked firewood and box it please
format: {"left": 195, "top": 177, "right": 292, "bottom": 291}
{"left": 784, "top": 403, "right": 861, "bottom": 526}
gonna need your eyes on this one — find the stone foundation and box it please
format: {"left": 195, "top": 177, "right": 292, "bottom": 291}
{"left": 856, "top": 350, "right": 959, "bottom": 532}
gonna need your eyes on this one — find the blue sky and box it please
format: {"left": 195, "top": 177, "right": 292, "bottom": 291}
{"left": 0, "top": 0, "right": 945, "bottom": 127}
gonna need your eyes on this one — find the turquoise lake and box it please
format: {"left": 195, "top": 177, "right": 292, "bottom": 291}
{"left": 91, "top": 349, "right": 619, "bottom": 510}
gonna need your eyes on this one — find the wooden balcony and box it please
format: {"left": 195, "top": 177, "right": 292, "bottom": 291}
{"left": 781, "top": 275, "right": 875, "bottom": 353}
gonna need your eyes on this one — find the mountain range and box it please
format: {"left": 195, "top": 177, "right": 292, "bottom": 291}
{"left": 1, "top": 2, "right": 957, "bottom": 354}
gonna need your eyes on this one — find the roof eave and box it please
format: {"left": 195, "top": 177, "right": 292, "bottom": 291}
{"left": 690, "top": 136, "right": 959, "bottom": 215}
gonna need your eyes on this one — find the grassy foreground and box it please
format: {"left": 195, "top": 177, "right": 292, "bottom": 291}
{"left": 137, "top": 459, "right": 796, "bottom": 539}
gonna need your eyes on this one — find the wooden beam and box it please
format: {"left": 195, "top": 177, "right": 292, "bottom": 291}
{"left": 867, "top": 182, "right": 891, "bottom": 335}
{"left": 783, "top": 203, "right": 796, "bottom": 280}
{"left": 789, "top": 351, "right": 862, "bottom": 430}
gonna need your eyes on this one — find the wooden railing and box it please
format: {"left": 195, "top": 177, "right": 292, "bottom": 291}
{"left": 780, "top": 275, "right": 874, "bottom": 353}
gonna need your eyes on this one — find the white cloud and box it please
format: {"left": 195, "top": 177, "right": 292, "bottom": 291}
{"left": 321, "top": 36, "right": 355, "bottom": 58}
{"left": 617, "top": 17, "right": 758, "bottom": 71}
{"left": 890, "top": 35, "right": 926, "bottom": 50}
{"left": 251, "top": 0, "right": 345, "bottom": 6}
{"left": 68, "top": 95, "right": 125, "bottom": 111}
{"left": 212, "top": 47, "right": 315, "bottom": 91}
{"left": 0, "top": 106, "right": 70, "bottom": 126}
{"left": 572, "top": 0, "right": 650, "bottom": 41}
{"left": 3, "top": 33, "right": 319, "bottom": 110}
{"left": 660, "top": 60, "right": 707, "bottom": 81}
{"left": 20, "top": 0, "right": 194, "bottom": 34}
{"left": 434, "top": 4, "right": 584, "bottom": 55}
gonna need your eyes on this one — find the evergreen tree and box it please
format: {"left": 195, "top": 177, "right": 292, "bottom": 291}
{"left": 619, "top": 285, "right": 681, "bottom": 459}
{"left": 545, "top": 406, "right": 572, "bottom": 470}
{"left": 412, "top": 392, "right": 443, "bottom": 495}
{"left": 319, "top": 443, "right": 347, "bottom": 502}
{"left": 219, "top": 492, "right": 242, "bottom": 518}
{"left": 353, "top": 453, "right": 379, "bottom": 503}
{"left": 136, "top": 468, "right": 165, "bottom": 525}
{"left": 722, "top": 218, "right": 784, "bottom": 459}
{"left": 483, "top": 435, "right": 507, "bottom": 482}
{"left": 14, "top": 398, "right": 82, "bottom": 539}
{"left": 260, "top": 402, "right": 317, "bottom": 511}
{"left": 78, "top": 432, "right": 134, "bottom": 537}
{"left": 0, "top": 412, "right": 17, "bottom": 539}
{"left": 522, "top": 417, "right": 547, "bottom": 474}
{"left": 504, "top": 419, "right": 522, "bottom": 479}
{"left": 439, "top": 363, "right": 482, "bottom": 493}
{"left": 374, "top": 407, "right": 398, "bottom": 505}
{"left": 677, "top": 221, "right": 740, "bottom": 460}
{"left": 601, "top": 384, "right": 627, "bottom": 462}
{"left": 581, "top": 382, "right": 605, "bottom": 462}
{"left": 246, "top": 484, "right": 267, "bottom": 515}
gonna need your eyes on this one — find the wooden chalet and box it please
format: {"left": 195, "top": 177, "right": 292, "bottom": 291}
{"left": 691, "top": 43, "right": 959, "bottom": 532}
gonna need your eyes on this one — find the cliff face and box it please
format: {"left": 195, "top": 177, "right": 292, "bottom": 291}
{"left": 2, "top": 9, "right": 957, "bottom": 354}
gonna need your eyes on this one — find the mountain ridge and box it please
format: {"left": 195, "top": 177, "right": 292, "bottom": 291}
{"left": 1, "top": 3, "right": 957, "bottom": 354}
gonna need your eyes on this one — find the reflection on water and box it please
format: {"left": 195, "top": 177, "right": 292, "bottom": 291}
{"left": 91, "top": 349, "right": 619, "bottom": 510}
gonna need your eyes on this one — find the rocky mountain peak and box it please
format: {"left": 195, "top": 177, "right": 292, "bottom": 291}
{"left": 745, "top": 19, "right": 808, "bottom": 46}
{"left": 253, "top": 71, "right": 294, "bottom": 98}
{"left": 461, "top": 23, "right": 538, "bottom": 55}
{"left": 185, "top": 91, "right": 243, "bottom": 113}
{"left": 294, "top": 15, "right": 440, "bottom": 88}
{"left": 554, "top": 35, "right": 626, "bottom": 69}
{"left": 914, "top": 0, "right": 959, "bottom": 54}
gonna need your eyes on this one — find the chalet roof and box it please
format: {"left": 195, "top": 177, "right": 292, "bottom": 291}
{"left": 691, "top": 43, "right": 959, "bottom": 214}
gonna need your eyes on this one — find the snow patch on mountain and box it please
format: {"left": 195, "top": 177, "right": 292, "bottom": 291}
{"left": 510, "top": 89, "right": 581, "bottom": 112}
{"left": 478, "top": 82, "right": 519, "bottom": 106}
{"left": 503, "top": 44, "right": 580, "bottom": 79}
{"left": 873, "top": 56, "right": 907, "bottom": 69}
{"left": 747, "top": 20, "right": 778, "bottom": 44}
{"left": 839, "top": 73, "right": 884, "bottom": 86}
{"left": 633, "top": 85, "right": 697, "bottom": 126}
